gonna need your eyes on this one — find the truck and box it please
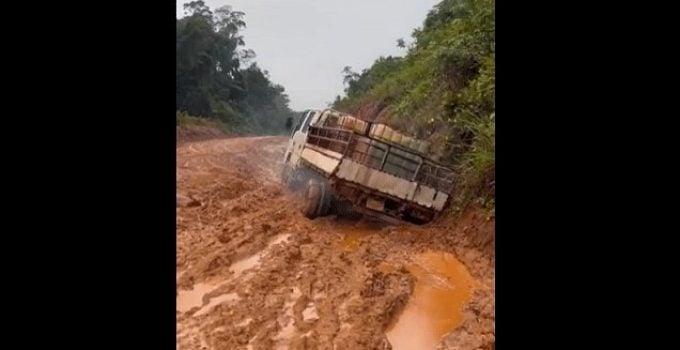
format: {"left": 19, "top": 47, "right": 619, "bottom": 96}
{"left": 281, "top": 108, "right": 455, "bottom": 225}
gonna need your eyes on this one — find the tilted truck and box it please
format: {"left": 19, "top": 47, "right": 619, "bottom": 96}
{"left": 281, "top": 108, "right": 455, "bottom": 225}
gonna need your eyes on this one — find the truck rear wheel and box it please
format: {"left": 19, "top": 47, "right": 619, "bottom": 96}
{"left": 302, "top": 179, "right": 331, "bottom": 219}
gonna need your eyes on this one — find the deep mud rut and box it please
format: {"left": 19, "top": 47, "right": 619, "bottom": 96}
{"left": 177, "top": 136, "right": 495, "bottom": 350}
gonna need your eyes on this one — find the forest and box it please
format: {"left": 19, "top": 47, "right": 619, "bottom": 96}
{"left": 176, "top": 1, "right": 294, "bottom": 134}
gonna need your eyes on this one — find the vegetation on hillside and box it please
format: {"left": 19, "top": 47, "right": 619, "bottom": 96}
{"left": 333, "top": 0, "right": 495, "bottom": 212}
{"left": 176, "top": 1, "right": 294, "bottom": 134}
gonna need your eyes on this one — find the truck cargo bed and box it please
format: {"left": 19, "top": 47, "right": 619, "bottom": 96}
{"left": 302, "top": 120, "right": 454, "bottom": 212}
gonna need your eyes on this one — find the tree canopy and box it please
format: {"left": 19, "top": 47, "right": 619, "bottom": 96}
{"left": 177, "top": 1, "right": 294, "bottom": 133}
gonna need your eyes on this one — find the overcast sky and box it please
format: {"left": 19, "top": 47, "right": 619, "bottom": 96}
{"left": 177, "top": 0, "right": 439, "bottom": 111}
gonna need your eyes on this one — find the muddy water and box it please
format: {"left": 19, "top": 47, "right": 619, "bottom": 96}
{"left": 194, "top": 293, "right": 239, "bottom": 317}
{"left": 273, "top": 287, "right": 302, "bottom": 349}
{"left": 386, "top": 251, "right": 478, "bottom": 350}
{"left": 339, "top": 220, "right": 384, "bottom": 250}
{"left": 230, "top": 254, "right": 261, "bottom": 275}
{"left": 231, "top": 234, "right": 291, "bottom": 275}
{"left": 178, "top": 235, "right": 291, "bottom": 315}
{"left": 177, "top": 283, "right": 215, "bottom": 313}
{"left": 340, "top": 231, "right": 365, "bottom": 250}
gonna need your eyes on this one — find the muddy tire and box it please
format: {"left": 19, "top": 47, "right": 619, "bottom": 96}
{"left": 302, "top": 179, "right": 323, "bottom": 219}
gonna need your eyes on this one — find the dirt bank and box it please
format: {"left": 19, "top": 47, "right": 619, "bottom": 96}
{"left": 177, "top": 125, "right": 229, "bottom": 144}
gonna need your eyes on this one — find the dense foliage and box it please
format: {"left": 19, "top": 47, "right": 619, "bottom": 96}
{"left": 334, "top": 0, "right": 495, "bottom": 211}
{"left": 177, "top": 1, "right": 294, "bottom": 134}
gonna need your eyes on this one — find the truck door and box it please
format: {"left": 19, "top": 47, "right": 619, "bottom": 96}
{"left": 284, "top": 110, "right": 316, "bottom": 167}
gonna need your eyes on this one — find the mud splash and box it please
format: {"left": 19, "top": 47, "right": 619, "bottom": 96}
{"left": 387, "top": 251, "right": 478, "bottom": 350}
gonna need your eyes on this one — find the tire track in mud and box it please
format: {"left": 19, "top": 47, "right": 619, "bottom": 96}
{"left": 177, "top": 136, "right": 495, "bottom": 350}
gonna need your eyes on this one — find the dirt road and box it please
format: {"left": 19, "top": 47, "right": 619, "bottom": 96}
{"left": 177, "top": 136, "right": 495, "bottom": 350}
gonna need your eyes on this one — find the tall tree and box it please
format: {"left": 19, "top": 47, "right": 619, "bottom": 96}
{"left": 177, "top": 2, "right": 294, "bottom": 133}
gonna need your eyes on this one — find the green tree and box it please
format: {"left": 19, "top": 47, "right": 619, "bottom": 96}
{"left": 176, "top": 1, "right": 294, "bottom": 134}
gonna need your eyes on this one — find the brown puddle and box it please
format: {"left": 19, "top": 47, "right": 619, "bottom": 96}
{"left": 177, "top": 282, "right": 216, "bottom": 313}
{"left": 178, "top": 235, "right": 291, "bottom": 315}
{"left": 386, "top": 251, "right": 478, "bottom": 350}
{"left": 230, "top": 234, "right": 291, "bottom": 275}
{"left": 194, "top": 292, "right": 239, "bottom": 317}
{"left": 230, "top": 254, "right": 261, "bottom": 275}
{"left": 273, "top": 287, "right": 302, "bottom": 349}
{"left": 340, "top": 232, "right": 365, "bottom": 250}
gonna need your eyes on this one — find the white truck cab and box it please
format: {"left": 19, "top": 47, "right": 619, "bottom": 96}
{"left": 283, "top": 109, "right": 320, "bottom": 169}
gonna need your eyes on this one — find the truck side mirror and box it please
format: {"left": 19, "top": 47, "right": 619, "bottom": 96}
{"left": 285, "top": 117, "right": 293, "bottom": 131}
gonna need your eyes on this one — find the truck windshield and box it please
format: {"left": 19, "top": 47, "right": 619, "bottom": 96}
{"left": 301, "top": 111, "right": 315, "bottom": 133}
{"left": 291, "top": 111, "right": 307, "bottom": 136}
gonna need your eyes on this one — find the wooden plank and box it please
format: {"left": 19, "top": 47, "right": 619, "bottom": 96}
{"left": 301, "top": 147, "right": 341, "bottom": 175}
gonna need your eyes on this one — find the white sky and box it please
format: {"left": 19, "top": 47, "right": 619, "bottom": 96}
{"left": 177, "top": 0, "right": 439, "bottom": 111}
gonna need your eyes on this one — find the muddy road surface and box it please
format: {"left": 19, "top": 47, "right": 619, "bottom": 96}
{"left": 177, "top": 136, "right": 495, "bottom": 350}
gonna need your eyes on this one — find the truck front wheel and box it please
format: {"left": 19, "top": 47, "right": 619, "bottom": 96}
{"left": 281, "top": 164, "right": 293, "bottom": 188}
{"left": 302, "top": 179, "right": 322, "bottom": 219}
